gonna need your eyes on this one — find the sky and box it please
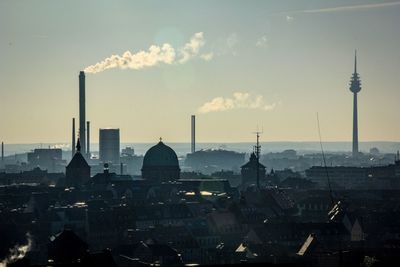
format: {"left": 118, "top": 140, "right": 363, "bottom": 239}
{"left": 0, "top": 0, "right": 399, "bottom": 144}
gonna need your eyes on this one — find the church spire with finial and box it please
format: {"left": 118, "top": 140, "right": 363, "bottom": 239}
{"left": 76, "top": 138, "right": 81, "bottom": 153}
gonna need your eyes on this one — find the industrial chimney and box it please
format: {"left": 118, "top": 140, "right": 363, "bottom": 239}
{"left": 79, "top": 71, "right": 86, "bottom": 156}
{"left": 87, "top": 121, "right": 90, "bottom": 158}
{"left": 72, "top": 118, "right": 76, "bottom": 156}
{"left": 1, "top": 141, "right": 4, "bottom": 162}
{"left": 191, "top": 115, "right": 196, "bottom": 154}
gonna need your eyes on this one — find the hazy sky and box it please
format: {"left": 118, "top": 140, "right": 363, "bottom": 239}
{"left": 0, "top": 0, "right": 399, "bottom": 143}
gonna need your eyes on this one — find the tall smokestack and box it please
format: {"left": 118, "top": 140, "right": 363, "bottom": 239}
{"left": 72, "top": 118, "right": 76, "bottom": 156}
{"left": 87, "top": 121, "right": 90, "bottom": 158}
{"left": 79, "top": 71, "right": 86, "bottom": 155}
{"left": 191, "top": 115, "right": 196, "bottom": 154}
{"left": 1, "top": 142, "right": 4, "bottom": 162}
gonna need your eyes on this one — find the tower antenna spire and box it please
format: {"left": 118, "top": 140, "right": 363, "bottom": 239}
{"left": 354, "top": 49, "right": 357, "bottom": 73}
{"left": 76, "top": 138, "right": 81, "bottom": 152}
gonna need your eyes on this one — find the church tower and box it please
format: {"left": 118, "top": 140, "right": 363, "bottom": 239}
{"left": 65, "top": 138, "right": 91, "bottom": 187}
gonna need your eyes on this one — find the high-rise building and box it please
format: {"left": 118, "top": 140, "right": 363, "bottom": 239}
{"left": 99, "top": 128, "right": 120, "bottom": 164}
{"left": 349, "top": 51, "right": 362, "bottom": 157}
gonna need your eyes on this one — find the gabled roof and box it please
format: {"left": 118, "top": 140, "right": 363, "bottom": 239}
{"left": 67, "top": 152, "right": 90, "bottom": 169}
{"left": 49, "top": 229, "right": 88, "bottom": 249}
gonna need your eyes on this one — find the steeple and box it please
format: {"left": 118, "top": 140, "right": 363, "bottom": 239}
{"left": 76, "top": 138, "right": 81, "bottom": 153}
{"left": 66, "top": 136, "right": 91, "bottom": 188}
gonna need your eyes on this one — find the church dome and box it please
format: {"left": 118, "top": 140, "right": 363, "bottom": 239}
{"left": 141, "top": 141, "right": 180, "bottom": 182}
{"left": 143, "top": 141, "right": 179, "bottom": 167}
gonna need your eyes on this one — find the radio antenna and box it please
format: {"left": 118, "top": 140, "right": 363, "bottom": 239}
{"left": 316, "top": 113, "right": 334, "bottom": 205}
{"left": 252, "top": 127, "right": 263, "bottom": 190}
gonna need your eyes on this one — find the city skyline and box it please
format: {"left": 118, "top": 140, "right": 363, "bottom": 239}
{"left": 1, "top": 0, "right": 400, "bottom": 143}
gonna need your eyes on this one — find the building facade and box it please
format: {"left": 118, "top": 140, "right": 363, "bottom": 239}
{"left": 99, "top": 128, "right": 120, "bottom": 164}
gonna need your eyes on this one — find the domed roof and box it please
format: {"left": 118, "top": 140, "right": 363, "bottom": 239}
{"left": 142, "top": 141, "right": 179, "bottom": 167}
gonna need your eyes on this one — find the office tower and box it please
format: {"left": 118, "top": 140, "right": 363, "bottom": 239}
{"left": 99, "top": 128, "right": 120, "bottom": 164}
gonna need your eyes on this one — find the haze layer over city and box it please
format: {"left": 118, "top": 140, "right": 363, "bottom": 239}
{"left": 1, "top": 1, "right": 400, "bottom": 267}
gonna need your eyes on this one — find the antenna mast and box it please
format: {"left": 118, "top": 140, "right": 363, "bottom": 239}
{"left": 316, "top": 113, "right": 335, "bottom": 206}
{"left": 253, "top": 129, "right": 263, "bottom": 190}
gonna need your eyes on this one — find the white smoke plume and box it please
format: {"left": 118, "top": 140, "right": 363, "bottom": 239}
{"left": 179, "top": 32, "right": 205, "bottom": 63}
{"left": 198, "top": 92, "right": 277, "bottom": 114}
{"left": 0, "top": 233, "right": 32, "bottom": 267}
{"left": 84, "top": 32, "right": 210, "bottom": 74}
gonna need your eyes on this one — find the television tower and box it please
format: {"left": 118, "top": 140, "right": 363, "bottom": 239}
{"left": 349, "top": 50, "right": 361, "bottom": 157}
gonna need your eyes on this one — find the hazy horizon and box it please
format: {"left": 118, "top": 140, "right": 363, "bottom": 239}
{"left": 2, "top": 141, "right": 400, "bottom": 157}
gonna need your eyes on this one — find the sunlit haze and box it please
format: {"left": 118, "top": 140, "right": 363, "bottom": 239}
{"left": 1, "top": 0, "right": 399, "bottom": 143}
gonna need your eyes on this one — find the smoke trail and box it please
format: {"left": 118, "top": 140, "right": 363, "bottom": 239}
{"left": 84, "top": 32, "right": 210, "bottom": 74}
{"left": 0, "top": 233, "right": 32, "bottom": 267}
{"left": 198, "top": 92, "right": 277, "bottom": 114}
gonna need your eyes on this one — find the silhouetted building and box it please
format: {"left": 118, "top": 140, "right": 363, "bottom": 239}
{"left": 48, "top": 229, "right": 88, "bottom": 264}
{"left": 141, "top": 140, "right": 180, "bottom": 182}
{"left": 241, "top": 153, "right": 266, "bottom": 187}
{"left": 99, "top": 128, "right": 120, "bottom": 164}
{"left": 121, "top": 146, "right": 135, "bottom": 157}
{"left": 89, "top": 163, "right": 132, "bottom": 186}
{"left": 185, "top": 149, "right": 245, "bottom": 174}
{"left": 306, "top": 158, "right": 400, "bottom": 189}
{"left": 306, "top": 166, "right": 367, "bottom": 189}
{"left": 27, "top": 148, "right": 64, "bottom": 172}
{"left": 0, "top": 167, "right": 63, "bottom": 185}
{"left": 65, "top": 139, "right": 90, "bottom": 187}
